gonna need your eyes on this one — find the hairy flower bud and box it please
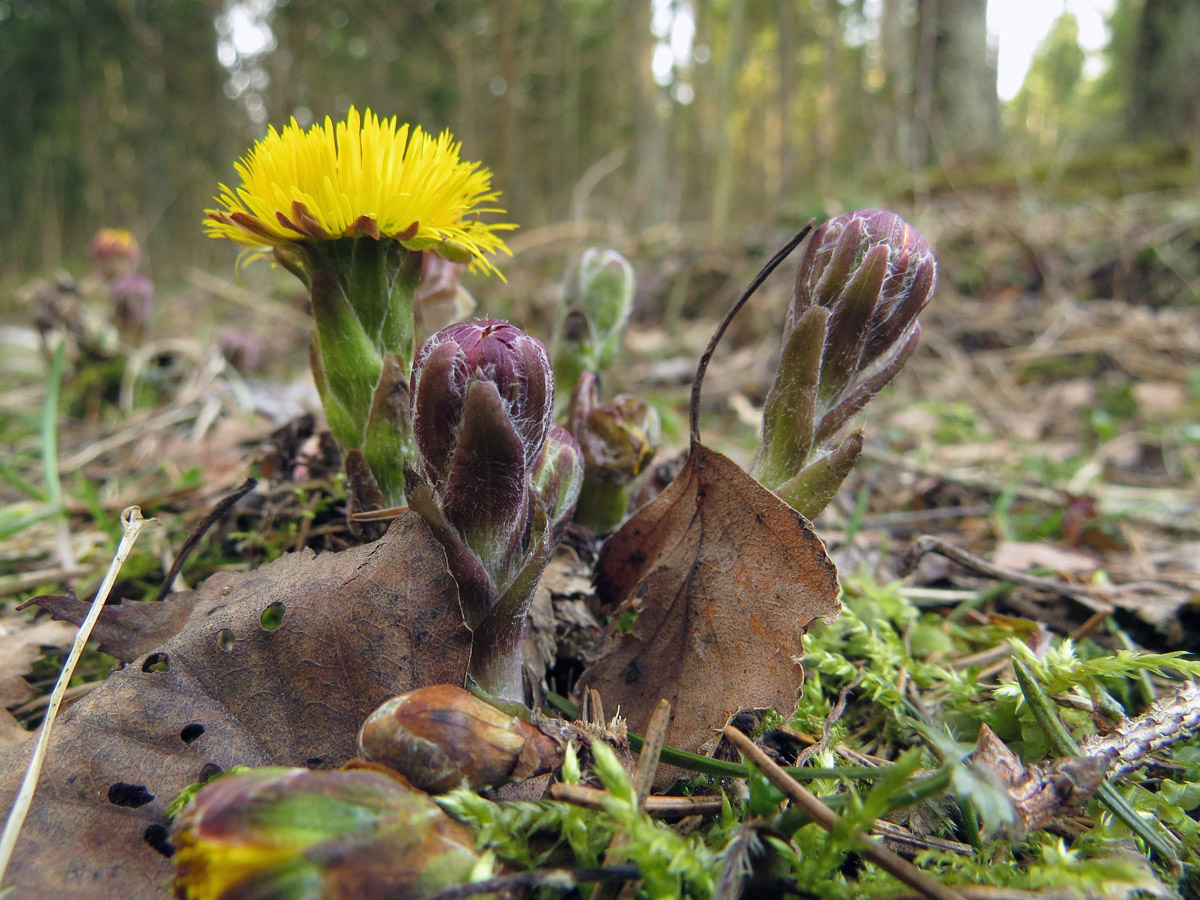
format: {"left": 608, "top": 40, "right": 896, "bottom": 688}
{"left": 567, "top": 372, "right": 660, "bottom": 532}
{"left": 358, "top": 684, "right": 562, "bottom": 793}
{"left": 172, "top": 766, "right": 489, "bottom": 900}
{"left": 407, "top": 320, "right": 565, "bottom": 702}
{"left": 552, "top": 248, "right": 635, "bottom": 404}
{"left": 413, "top": 320, "right": 553, "bottom": 485}
{"left": 789, "top": 209, "right": 935, "bottom": 387}
{"left": 755, "top": 210, "right": 936, "bottom": 519}
{"left": 533, "top": 424, "right": 585, "bottom": 541}
{"left": 89, "top": 228, "right": 141, "bottom": 281}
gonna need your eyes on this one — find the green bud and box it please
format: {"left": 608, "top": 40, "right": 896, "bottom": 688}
{"left": 567, "top": 372, "right": 661, "bottom": 532}
{"left": 171, "top": 766, "right": 490, "bottom": 900}
{"left": 552, "top": 248, "right": 635, "bottom": 405}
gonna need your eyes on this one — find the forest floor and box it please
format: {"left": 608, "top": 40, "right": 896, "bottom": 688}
{"left": 1, "top": 186, "right": 1199, "bottom": 898}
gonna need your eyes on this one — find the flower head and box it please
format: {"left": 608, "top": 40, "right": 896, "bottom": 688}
{"left": 205, "top": 107, "right": 514, "bottom": 275}
{"left": 172, "top": 766, "right": 488, "bottom": 900}
{"left": 89, "top": 228, "right": 141, "bottom": 280}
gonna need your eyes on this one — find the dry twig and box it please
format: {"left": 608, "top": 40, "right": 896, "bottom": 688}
{"left": 724, "top": 725, "right": 970, "bottom": 900}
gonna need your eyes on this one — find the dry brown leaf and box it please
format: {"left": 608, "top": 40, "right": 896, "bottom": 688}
{"left": 0, "top": 710, "right": 29, "bottom": 751}
{"left": 30, "top": 593, "right": 193, "bottom": 664}
{"left": 0, "top": 617, "right": 77, "bottom": 708}
{"left": 578, "top": 443, "right": 841, "bottom": 755}
{"left": 0, "top": 513, "right": 471, "bottom": 900}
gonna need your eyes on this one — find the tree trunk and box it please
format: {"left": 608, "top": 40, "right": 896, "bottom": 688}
{"left": 710, "top": 0, "right": 746, "bottom": 230}
{"left": 914, "top": 0, "right": 999, "bottom": 167}
{"left": 1129, "top": 0, "right": 1200, "bottom": 139}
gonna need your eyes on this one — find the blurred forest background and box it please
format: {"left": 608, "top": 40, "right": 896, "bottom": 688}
{"left": 1, "top": 0, "right": 1198, "bottom": 291}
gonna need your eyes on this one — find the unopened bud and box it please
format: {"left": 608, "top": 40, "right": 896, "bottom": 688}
{"left": 553, "top": 248, "right": 635, "bottom": 402}
{"left": 412, "top": 320, "right": 553, "bottom": 485}
{"left": 358, "top": 684, "right": 562, "bottom": 793}
{"left": 219, "top": 329, "right": 262, "bottom": 373}
{"left": 89, "top": 228, "right": 141, "bottom": 281}
{"left": 789, "top": 209, "right": 935, "bottom": 389}
{"left": 172, "top": 765, "right": 489, "bottom": 900}
{"left": 569, "top": 373, "right": 660, "bottom": 485}
{"left": 533, "top": 424, "right": 584, "bottom": 540}
{"left": 754, "top": 210, "right": 936, "bottom": 519}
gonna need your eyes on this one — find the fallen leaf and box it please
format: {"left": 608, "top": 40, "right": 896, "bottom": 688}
{"left": 579, "top": 443, "right": 840, "bottom": 756}
{"left": 0, "top": 512, "right": 471, "bottom": 900}
{"left": 30, "top": 593, "right": 193, "bottom": 664}
{"left": 0, "top": 617, "right": 77, "bottom": 708}
{"left": 0, "top": 710, "right": 29, "bottom": 751}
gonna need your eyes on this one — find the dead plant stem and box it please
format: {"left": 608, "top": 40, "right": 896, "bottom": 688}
{"left": 0, "top": 507, "right": 154, "bottom": 888}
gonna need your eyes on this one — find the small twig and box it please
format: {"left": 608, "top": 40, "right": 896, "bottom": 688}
{"left": 0, "top": 507, "right": 154, "bottom": 887}
{"left": 9, "top": 682, "right": 99, "bottom": 719}
{"left": 152, "top": 478, "right": 257, "bottom": 602}
{"left": 871, "top": 820, "right": 972, "bottom": 857}
{"left": 877, "top": 890, "right": 1065, "bottom": 900}
{"left": 906, "top": 535, "right": 1113, "bottom": 615}
{"left": 1079, "top": 680, "right": 1200, "bottom": 780}
{"left": 724, "top": 726, "right": 970, "bottom": 900}
{"left": 550, "top": 783, "right": 724, "bottom": 817}
{"left": 417, "top": 865, "right": 642, "bottom": 900}
{"left": 347, "top": 504, "right": 407, "bottom": 524}
{"left": 1012, "top": 660, "right": 1180, "bottom": 860}
{"left": 690, "top": 225, "right": 812, "bottom": 445}
{"left": 632, "top": 699, "right": 671, "bottom": 809}
{"left": 0, "top": 567, "right": 91, "bottom": 601}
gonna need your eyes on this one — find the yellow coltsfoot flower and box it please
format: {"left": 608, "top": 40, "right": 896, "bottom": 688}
{"left": 205, "top": 107, "right": 513, "bottom": 275}
{"left": 204, "top": 108, "right": 515, "bottom": 509}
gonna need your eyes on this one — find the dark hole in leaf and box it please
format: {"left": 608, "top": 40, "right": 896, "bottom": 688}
{"left": 198, "top": 762, "right": 223, "bottom": 781}
{"left": 215, "top": 627, "right": 235, "bottom": 651}
{"left": 107, "top": 782, "right": 153, "bottom": 808}
{"left": 143, "top": 824, "right": 174, "bottom": 858}
{"left": 260, "top": 601, "right": 285, "bottom": 631}
{"left": 141, "top": 652, "right": 169, "bottom": 673}
{"left": 180, "top": 723, "right": 205, "bottom": 744}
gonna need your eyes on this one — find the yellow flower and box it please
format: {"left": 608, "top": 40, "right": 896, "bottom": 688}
{"left": 205, "top": 107, "right": 513, "bottom": 275}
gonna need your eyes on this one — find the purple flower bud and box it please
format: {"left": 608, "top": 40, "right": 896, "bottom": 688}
{"left": 789, "top": 209, "right": 936, "bottom": 374}
{"left": 411, "top": 320, "right": 553, "bottom": 486}
{"left": 218, "top": 328, "right": 262, "bottom": 373}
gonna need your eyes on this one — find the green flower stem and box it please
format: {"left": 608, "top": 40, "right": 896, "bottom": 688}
{"left": 303, "top": 239, "right": 422, "bottom": 507}
{"left": 470, "top": 550, "right": 549, "bottom": 702}
{"left": 573, "top": 471, "right": 629, "bottom": 533}
{"left": 1013, "top": 660, "right": 1180, "bottom": 860}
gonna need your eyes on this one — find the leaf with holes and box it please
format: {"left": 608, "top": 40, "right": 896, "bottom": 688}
{"left": 0, "top": 513, "right": 471, "bottom": 900}
{"left": 578, "top": 443, "right": 841, "bottom": 757}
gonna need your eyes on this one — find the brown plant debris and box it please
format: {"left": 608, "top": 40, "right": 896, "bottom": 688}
{"left": 0, "top": 513, "right": 471, "bottom": 900}
{"left": 579, "top": 443, "right": 841, "bottom": 755}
